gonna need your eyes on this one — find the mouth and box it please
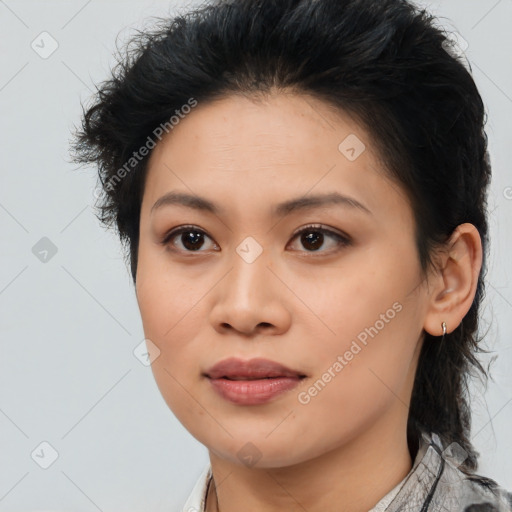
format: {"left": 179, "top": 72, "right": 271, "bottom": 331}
{"left": 203, "top": 357, "right": 307, "bottom": 405}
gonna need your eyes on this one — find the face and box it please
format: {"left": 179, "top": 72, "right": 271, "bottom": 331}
{"left": 135, "top": 92, "right": 431, "bottom": 468}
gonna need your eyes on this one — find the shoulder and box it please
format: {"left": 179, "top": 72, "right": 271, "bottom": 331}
{"left": 459, "top": 474, "right": 512, "bottom": 512}
{"left": 414, "top": 432, "right": 512, "bottom": 512}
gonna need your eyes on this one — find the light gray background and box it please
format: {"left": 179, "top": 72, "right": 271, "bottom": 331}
{"left": 0, "top": 0, "right": 511, "bottom": 510}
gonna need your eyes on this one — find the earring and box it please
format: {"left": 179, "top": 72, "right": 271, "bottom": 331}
{"left": 441, "top": 321, "right": 447, "bottom": 337}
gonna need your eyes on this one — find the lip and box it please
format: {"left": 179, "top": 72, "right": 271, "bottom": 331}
{"left": 204, "top": 357, "right": 306, "bottom": 405}
{"left": 205, "top": 357, "right": 305, "bottom": 380}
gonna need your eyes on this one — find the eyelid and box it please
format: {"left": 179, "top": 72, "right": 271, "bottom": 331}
{"left": 290, "top": 223, "right": 349, "bottom": 241}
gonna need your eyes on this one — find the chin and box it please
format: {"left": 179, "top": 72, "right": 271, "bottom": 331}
{"left": 197, "top": 429, "right": 318, "bottom": 469}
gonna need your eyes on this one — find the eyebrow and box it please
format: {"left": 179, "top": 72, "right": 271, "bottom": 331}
{"left": 150, "top": 191, "right": 372, "bottom": 217}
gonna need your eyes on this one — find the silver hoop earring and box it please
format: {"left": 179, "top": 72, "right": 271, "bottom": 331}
{"left": 441, "top": 321, "right": 447, "bottom": 337}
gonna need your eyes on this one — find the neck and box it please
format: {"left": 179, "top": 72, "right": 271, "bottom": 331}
{"left": 206, "top": 416, "right": 413, "bottom": 512}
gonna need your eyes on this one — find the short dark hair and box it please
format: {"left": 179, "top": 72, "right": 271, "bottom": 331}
{"left": 71, "top": 0, "right": 492, "bottom": 472}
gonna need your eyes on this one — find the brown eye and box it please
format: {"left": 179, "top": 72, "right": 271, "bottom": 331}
{"left": 288, "top": 225, "right": 351, "bottom": 254}
{"left": 179, "top": 230, "right": 206, "bottom": 251}
{"left": 161, "top": 226, "right": 217, "bottom": 252}
{"left": 300, "top": 231, "right": 324, "bottom": 251}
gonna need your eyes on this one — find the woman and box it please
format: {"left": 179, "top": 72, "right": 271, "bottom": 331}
{"left": 71, "top": 0, "right": 512, "bottom": 510}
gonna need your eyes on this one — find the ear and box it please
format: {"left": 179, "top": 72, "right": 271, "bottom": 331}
{"left": 423, "top": 223, "right": 483, "bottom": 337}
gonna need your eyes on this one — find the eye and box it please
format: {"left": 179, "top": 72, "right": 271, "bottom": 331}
{"left": 288, "top": 224, "right": 351, "bottom": 254}
{"left": 160, "top": 224, "right": 351, "bottom": 255}
{"left": 161, "top": 225, "right": 218, "bottom": 253}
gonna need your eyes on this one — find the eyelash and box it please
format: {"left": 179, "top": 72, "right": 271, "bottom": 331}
{"left": 160, "top": 224, "right": 352, "bottom": 256}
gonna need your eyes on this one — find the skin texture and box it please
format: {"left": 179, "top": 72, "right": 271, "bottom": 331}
{"left": 134, "top": 91, "right": 482, "bottom": 512}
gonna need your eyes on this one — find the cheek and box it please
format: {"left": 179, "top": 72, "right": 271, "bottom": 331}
{"left": 319, "top": 243, "right": 420, "bottom": 345}
{"left": 286, "top": 261, "right": 404, "bottom": 355}
{"left": 136, "top": 245, "right": 198, "bottom": 337}
{"left": 292, "top": 250, "right": 422, "bottom": 406}
{"left": 135, "top": 251, "right": 205, "bottom": 403}
{"left": 136, "top": 259, "right": 207, "bottom": 425}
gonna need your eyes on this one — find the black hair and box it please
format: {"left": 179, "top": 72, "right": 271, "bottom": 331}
{"left": 71, "top": 0, "right": 492, "bottom": 472}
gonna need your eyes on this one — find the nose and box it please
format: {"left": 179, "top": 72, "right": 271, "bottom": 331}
{"left": 208, "top": 248, "right": 292, "bottom": 337}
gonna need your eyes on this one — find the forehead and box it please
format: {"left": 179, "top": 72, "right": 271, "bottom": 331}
{"left": 142, "top": 92, "right": 409, "bottom": 220}
{"left": 149, "top": 92, "right": 369, "bottom": 165}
